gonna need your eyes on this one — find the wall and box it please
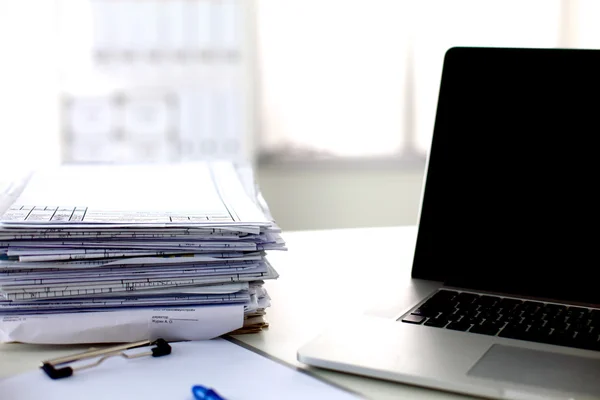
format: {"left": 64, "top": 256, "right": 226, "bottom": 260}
{"left": 256, "top": 165, "right": 425, "bottom": 231}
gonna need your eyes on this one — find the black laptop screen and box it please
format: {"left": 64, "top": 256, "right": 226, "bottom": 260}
{"left": 412, "top": 47, "right": 600, "bottom": 306}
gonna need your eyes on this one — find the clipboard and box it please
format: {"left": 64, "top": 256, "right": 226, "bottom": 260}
{"left": 1, "top": 339, "right": 359, "bottom": 400}
{"left": 40, "top": 339, "right": 171, "bottom": 379}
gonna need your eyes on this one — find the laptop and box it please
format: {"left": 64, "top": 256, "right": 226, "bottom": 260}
{"left": 297, "top": 47, "right": 600, "bottom": 400}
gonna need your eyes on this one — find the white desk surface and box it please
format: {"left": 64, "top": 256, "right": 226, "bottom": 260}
{"left": 0, "top": 226, "right": 470, "bottom": 400}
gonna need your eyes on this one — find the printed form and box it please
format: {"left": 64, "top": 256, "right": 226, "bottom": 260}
{"left": 0, "top": 161, "right": 268, "bottom": 226}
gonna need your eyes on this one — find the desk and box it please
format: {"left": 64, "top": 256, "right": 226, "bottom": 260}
{"left": 0, "top": 226, "right": 471, "bottom": 400}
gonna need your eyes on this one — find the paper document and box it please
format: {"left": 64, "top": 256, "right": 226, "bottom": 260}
{"left": 0, "top": 161, "right": 285, "bottom": 343}
{"left": 0, "top": 305, "right": 243, "bottom": 344}
{"left": 0, "top": 339, "right": 359, "bottom": 399}
{"left": 0, "top": 162, "right": 268, "bottom": 226}
{"left": 0, "top": 261, "right": 277, "bottom": 301}
{"left": 0, "top": 252, "right": 262, "bottom": 269}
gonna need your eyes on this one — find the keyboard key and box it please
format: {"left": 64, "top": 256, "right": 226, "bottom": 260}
{"left": 457, "top": 292, "right": 479, "bottom": 305}
{"left": 470, "top": 321, "right": 503, "bottom": 336}
{"left": 529, "top": 317, "right": 547, "bottom": 328}
{"left": 567, "top": 306, "right": 588, "bottom": 319}
{"left": 499, "top": 298, "right": 522, "bottom": 309}
{"left": 572, "top": 329, "right": 598, "bottom": 350}
{"left": 569, "top": 319, "right": 590, "bottom": 333}
{"left": 430, "top": 290, "right": 458, "bottom": 301}
{"left": 464, "top": 307, "right": 480, "bottom": 317}
{"left": 528, "top": 325, "right": 552, "bottom": 342}
{"left": 402, "top": 315, "right": 426, "bottom": 324}
{"left": 417, "top": 291, "right": 458, "bottom": 315}
{"left": 542, "top": 304, "right": 566, "bottom": 316}
{"left": 424, "top": 317, "right": 448, "bottom": 328}
{"left": 410, "top": 307, "right": 438, "bottom": 318}
{"left": 523, "top": 301, "right": 543, "bottom": 314}
{"left": 547, "top": 316, "right": 568, "bottom": 330}
{"left": 547, "top": 329, "right": 577, "bottom": 347}
{"left": 447, "top": 320, "right": 471, "bottom": 332}
{"left": 446, "top": 311, "right": 464, "bottom": 322}
{"left": 424, "top": 291, "right": 458, "bottom": 309}
{"left": 582, "top": 332, "right": 600, "bottom": 352}
{"left": 498, "top": 322, "right": 528, "bottom": 339}
{"left": 498, "top": 313, "right": 522, "bottom": 324}
{"left": 478, "top": 295, "right": 500, "bottom": 307}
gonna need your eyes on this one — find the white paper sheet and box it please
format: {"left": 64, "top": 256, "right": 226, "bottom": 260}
{"left": 0, "top": 339, "right": 359, "bottom": 400}
{"left": 0, "top": 305, "right": 243, "bottom": 344}
{"left": 0, "top": 229, "right": 244, "bottom": 240}
{"left": 0, "top": 262, "right": 276, "bottom": 301}
{"left": 0, "top": 252, "right": 261, "bottom": 270}
{"left": 0, "top": 262, "right": 260, "bottom": 282}
{"left": 4, "top": 240, "right": 258, "bottom": 249}
{"left": 0, "top": 292, "right": 251, "bottom": 314}
{"left": 14, "top": 250, "right": 194, "bottom": 263}
{"left": 0, "top": 162, "right": 269, "bottom": 226}
{"left": 0, "top": 225, "right": 262, "bottom": 235}
{"left": 0, "top": 261, "right": 263, "bottom": 286}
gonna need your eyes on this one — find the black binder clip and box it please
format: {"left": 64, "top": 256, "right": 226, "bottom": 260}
{"left": 40, "top": 338, "right": 172, "bottom": 380}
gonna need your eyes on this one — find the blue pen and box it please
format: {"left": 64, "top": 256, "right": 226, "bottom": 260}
{"left": 192, "top": 385, "right": 227, "bottom": 400}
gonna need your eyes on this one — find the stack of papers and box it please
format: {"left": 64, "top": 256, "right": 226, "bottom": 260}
{"left": 0, "top": 161, "right": 285, "bottom": 343}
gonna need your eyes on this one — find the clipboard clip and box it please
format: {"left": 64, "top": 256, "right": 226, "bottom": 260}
{"left": 40, "top": 338, "right": 172, "bottom": 380}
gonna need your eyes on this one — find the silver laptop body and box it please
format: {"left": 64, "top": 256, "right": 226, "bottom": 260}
{"left": 298, "top": 47, "right": 600, "bottom": 400}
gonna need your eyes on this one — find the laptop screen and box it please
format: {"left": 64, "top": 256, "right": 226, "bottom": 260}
{"left": 412, "top": 47, "right": 600, "bottom": 306}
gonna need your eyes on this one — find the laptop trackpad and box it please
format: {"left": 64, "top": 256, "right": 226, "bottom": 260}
{"left": 468, "top": 344, "right": 600, "bottom": 396}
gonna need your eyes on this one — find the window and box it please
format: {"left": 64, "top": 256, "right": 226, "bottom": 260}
{"left": 257, "top": 0, "right": 566, "bottom": 164}
{"left": 0, "top": 0, "right": 596, "bottom": 171}
{"left": 0, "top": 0, "right": 60, "bottom": 171}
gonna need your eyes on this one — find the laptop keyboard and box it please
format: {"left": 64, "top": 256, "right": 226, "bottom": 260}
{"left": 401, "top": 289, "right": 600, "bottom": 352}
